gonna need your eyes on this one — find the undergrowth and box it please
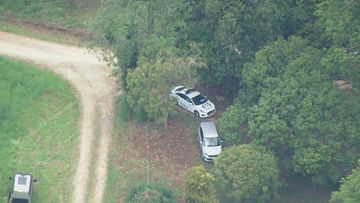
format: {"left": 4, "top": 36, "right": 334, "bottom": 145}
{"left": 0, "top": 0, "right": 99, "bottom": 30}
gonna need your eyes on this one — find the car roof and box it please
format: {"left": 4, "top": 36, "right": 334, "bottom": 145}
{"left": 200, "top": 122, "right": 219, "bottom": 138}
{"left": 175, "top": 86, "right": 201, "bottom": 98}
{"left": 187, "top": 90, "right": 201, "bottom": 98}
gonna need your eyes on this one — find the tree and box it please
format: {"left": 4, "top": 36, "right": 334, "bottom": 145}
{"left": 316, "top": 0, "right": 360, "bottom": 48}
{"left": 220, "top": 37, "right": 360, "bottom": 185}
{"left": 126, "top": 44, "right": 204, "bottom": 126}
{"left": 275, "top": 0, "right": 321, "bottom": 38}
{"left": 184, "top": 0, "right": 286, "bottom": 95}
{"left": 213, "top": 145, "right": 280, "bottom": 203}
{"left": 184, "top": 165, "right": 217, "bottom": 203}
{"left": 217, "top": 101, "right": 248, "bottom": 144}
{"left": 89, "top": 0, "right": 189, "bottom": 88}
{"left": 89, "top": 0, "right": 205, "bottom": 125}
{"left": 330, "top": 161, "right": 360, "bottom": 203}
{"left": 248, "top": 38, "right": 360, "bottom": 185}
{"left": 315, "top": 0, "right": 360, "bottom": 87}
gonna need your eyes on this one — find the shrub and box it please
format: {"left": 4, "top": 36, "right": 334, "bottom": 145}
{"left": 330, "top": 160, "right": 360, "bottom": 203}
{"left": 125, "top": 183, "right": 175, "bottom": 203}
{"left": 184, "top": 165, "right": 217, "bottom": 203}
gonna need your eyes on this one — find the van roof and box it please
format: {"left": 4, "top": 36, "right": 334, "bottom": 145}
{"left": 200, "top": 122, "right": 219, "bottom": 138}
{"left": 14, "top": 174, "right": 31, "bottom": 193}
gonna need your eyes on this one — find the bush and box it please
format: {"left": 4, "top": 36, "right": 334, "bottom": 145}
{"left": 214, "top": 144, "right": 280, "bottom": 203}
{"left": 184, "top": 165, "right": 218, "bottom": 203}
{"left": 125, "top": 183, "right": 175, "bottom": 203}
{"left": 217, "top": 104, "right": 248, "bottom": 144}
{"left": 330, "top": 160, "right": 360, "bottom": 203}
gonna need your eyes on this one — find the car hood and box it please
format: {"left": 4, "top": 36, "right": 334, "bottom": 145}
{"left": 203, "top": 145, "right": 222, "bottom": 156}
{"left": 197, "top": 101, "right": 215, "bottom": 111}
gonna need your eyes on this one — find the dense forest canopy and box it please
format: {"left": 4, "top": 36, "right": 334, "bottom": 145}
{"left": 88, "top": 0, "right": 360, "bottom": 191}
{"left": 2, "top": 0, "right": 358, "bottom": 201}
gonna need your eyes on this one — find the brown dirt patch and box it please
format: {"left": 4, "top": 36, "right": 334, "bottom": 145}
{"left": 129, "top": 118, "right": 202, "bottom": 188}
{"left": 110, "top": 89, "right": 230, "bottom": 202}
{"left": 1, "top": 18, "right": 85, "bottom": 43}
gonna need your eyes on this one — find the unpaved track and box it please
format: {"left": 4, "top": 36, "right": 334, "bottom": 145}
{"left": 0, "top": 31, "right": 117, "bottom": 203}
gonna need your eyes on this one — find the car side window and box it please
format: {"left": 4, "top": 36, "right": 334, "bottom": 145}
{"left": 176, "top": 93, "right": 186, "bottom": 100}
{"left": 184, "top": 95, "right": 192, "bottom": 104}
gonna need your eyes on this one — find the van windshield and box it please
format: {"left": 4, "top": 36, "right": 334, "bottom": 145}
{"left": 12, "top": 198, "right": 29, "bottom": 203}
{"left": 204, "top": 137, "right": 220, "bottom": 147}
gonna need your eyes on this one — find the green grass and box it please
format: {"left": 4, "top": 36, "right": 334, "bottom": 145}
{"left": 0, "top": 0, "right": 100, "bottom": 45}
{"left": 0, "top": 56, "right": 79, "bottom": 203}
{"left": 104, "top": 96, "right": 141, "bottom": 203}
{"left": 0, "top": 0, "right": 98, "bottom": 30}
{"left": 0, "top": 21, "right": 77, "bottom": 44}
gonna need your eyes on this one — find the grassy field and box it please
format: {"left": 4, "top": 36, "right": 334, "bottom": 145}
{"left": 0, "top": 0, "right": 98, "bottom": 30}
{"left": 0, "top": 0, "right": 99, "bottom": 45}
{"left": 0, "top": 56, "right": 79, "bottom": 203}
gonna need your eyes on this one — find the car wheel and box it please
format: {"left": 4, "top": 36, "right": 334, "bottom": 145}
{"left": 194, "top": 111, "right": 200, "bottom": 117}
{"left": 201, "top": 153, "right": 206, "bottom": 161}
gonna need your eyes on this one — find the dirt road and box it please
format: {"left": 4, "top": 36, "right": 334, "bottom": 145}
{"left": 0, "top": 31, "right": 117, "bottom": 203}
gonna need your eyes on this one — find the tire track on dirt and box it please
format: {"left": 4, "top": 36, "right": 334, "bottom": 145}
{"left": 0, "top": 31, "right": 117, "bottom": 203}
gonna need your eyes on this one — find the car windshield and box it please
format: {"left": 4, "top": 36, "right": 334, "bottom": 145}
{"left": 204, "top": 137, "right": 220, "bottom": 147}
{"left": 175, "top": 86, "right": 185, "bottom": 92}
{"left": 192, "top": 94, "right": 208, "bottom": 105}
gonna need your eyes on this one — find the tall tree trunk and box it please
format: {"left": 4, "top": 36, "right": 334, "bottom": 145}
{"left": 146, "top": 2, "right": 154, "bottom": 33}
{"left": 163, "top": 114, "right": 168, "bottom": 132}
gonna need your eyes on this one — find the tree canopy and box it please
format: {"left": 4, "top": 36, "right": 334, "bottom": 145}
{"left": 89, "top": 0, "right": 205, "bottom": 124}
{"left": 220, "top": 37, "right": 360, "bottom": 185}
{"left": 183, "top": 0, "right": 286, "bottom": 94}
{"left": 213, "top": 144, "right": 280, "bottom": 203}
{"left": 90, "top": 0, "right": 360, "bottom": 198}
{"left": 316, "top": 0, "right": 360, "bottom": 87}
{"left": 126, "top": 46, "right": 203, "bottom": 124}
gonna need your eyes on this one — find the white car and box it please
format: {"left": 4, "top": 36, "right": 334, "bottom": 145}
{"left": 170, "top": 86, "right": 216, "bottom": 118}
{"left": 198, "top": 121, "right": 222, "bottom": 162}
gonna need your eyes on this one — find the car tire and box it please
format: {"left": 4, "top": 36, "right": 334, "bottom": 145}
{"left": 201, "top": 153, "right": 206, "bottom": 161}
{"left": 194, "top": 111, "right": 200, "bottom": 117}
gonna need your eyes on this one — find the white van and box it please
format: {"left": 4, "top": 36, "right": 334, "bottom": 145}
{"left": 198, "top": 122, "right": 222, "bottom": 162}
{"left": 8, "top": 173, "right": 35, "bottom": 203}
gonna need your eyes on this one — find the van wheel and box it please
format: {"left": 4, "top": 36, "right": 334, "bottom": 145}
{"left": 194, "top": 111, "right": 200, "bottom": 117}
